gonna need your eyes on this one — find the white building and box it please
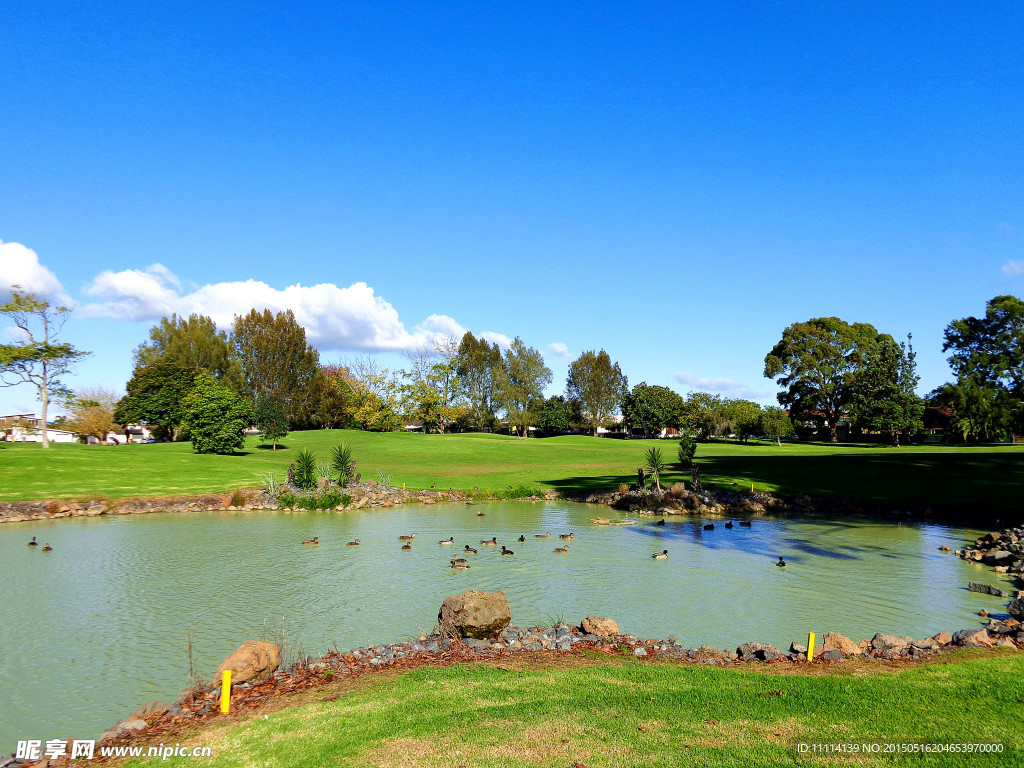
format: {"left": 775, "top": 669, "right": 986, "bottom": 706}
{"left": 0, "top": 413, "right": 78, "bottom": 443}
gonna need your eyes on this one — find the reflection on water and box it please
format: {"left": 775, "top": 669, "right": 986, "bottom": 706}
{"left": 0, "top": 501, "right": 1015, "bottom": 749}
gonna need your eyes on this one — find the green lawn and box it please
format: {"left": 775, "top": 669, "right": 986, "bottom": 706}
{"left": 1, "top": 431, "right": 1023, "bottom": 512}
{"left": 118, "top": 650, "right": 1024, "bottom": 767}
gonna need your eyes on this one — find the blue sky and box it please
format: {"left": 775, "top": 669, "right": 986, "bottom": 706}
{"left": 2, "top": 2, "right": 1022, "bottom": 416}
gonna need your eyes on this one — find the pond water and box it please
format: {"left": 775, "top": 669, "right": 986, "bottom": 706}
{"left": 0, "top": 500, "right": 1015, "bottom": 751}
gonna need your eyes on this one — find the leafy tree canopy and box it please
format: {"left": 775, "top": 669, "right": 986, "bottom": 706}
{"left": 114, "top": 361, "right": 199, "bottom": 441}
{"left": 621, "top": 382, "right": 685, "bottom": 436}
{"left": 943, "top": 295, "right": 1024, "bottom": 398}
{"left": 180, "top": 372, "right": 253, "bottom": 454}
{"left": 537, "top": 395, "right": 580, "bottom": 433}
{"left": 566, "top": 349, "right": 628, "bottom": 436}
{"left": 493, "top": 338, "right": 552, "bottom": 437}
{"left": 759, "top": 406, "right": 795, "bottom": 446}
{"left": 455, "top": 332, "right": 503, "bottom": 429}
{"left": 851, "top": 335, "right": 924, "bottom": 447}
{"left": 252, "top": 393, "right": 289, "bottom": 449}
{"left": 134, "top": 313, "right": 242, "bottom": 389}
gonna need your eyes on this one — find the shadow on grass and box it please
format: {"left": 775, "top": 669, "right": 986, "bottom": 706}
{"left": 256, "top": 443, "right": 289, "bottom": 451}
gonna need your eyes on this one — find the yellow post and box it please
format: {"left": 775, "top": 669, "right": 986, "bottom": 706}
{"left": 750, "top": 481, "right": 754, "bottom": 492}
{"left": 403, "top": 482, "right": 406, "bottom": 490}
{"left": 220, "top": 669, "right": 232, "bottom": 713}
{"left": 807, "top": 632, "right": 816, "bottom": 663}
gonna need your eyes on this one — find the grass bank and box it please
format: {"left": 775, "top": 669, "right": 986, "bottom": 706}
{"left": 2, "top": 431, "right": 1023, "bottom": 513}
{"left": 117, "top": 650, "right": 1023, "bottom": 767}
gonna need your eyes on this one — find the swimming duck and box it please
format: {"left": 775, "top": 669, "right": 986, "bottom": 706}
{"left": 724, "top": 521, "right": 734, "bottom": 529}
{"left": 477, "top": 511, "right": 485, "bottom": 516}
{"left": 776, "top": 556, "right": 787, "bottom": 567}
{"left": 450, "top": 557, "right": 468, "bottom": 565}
{"left": 480, "top": 537, "right": 498, "bottom": 546}
{"left": 535, "top": 532, "right": 551, "bottom": 539}
{"left": 402, "top": 542, "right": 412, "bottom": 550}
{"left": 703, "top": 523, "right": 714, "bottom": 531}
{"left": 739, "top": 520, "right": 752, "bottom": 527}
{"left": 500, "top": 546, "right": 515, "bottom": 556}
{"left": 652, "top": 549, "right": 668, "bottom": 559}
{"left": 302, "top": 537, "right": 319, "bottom": 545}
{"left": 439, "top": 537, "right": 455, "bottom": 545}
{"left": 518, "top": 535, "right": 526, "bottom": 542}
{"left": 347, "top": 539, "right": 360, "bottom": 546}
{"left": 464, "top": 545, "right": 478, "bottom": 554}
{"left": 554, "top": 544, "right": 569, "bottom": 554}
{"left": 42, "top": 543, "right": 53, "bottom": 552}
{"left": 398, "top": 533, "right": 416, "bottom": 541}
{"left": 28, "top": 536, "right": 38, "bottom": 547}
{"left": 558, "top": 533, "right": 574, "bottom": 541}
{"left": 655, "top": 519, "right": 665, "bottom": 526}
{"left": 450, "top": 562, "right": 470, "bottom": 570}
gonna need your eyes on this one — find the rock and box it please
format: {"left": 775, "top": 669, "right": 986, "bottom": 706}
{"left": 994, "top": 637, "right": 1017, "bottom": 649}
{"left": 939, "top": 545, "right": 952, "bottom": 552}
{"left": 819, "top": 649, "right": 842, "bottom": 661}
{"left": 871, "top": 633, "right": 912, "bottom": 652}
{"left": 100, "top": 718, "right": 148, "bottom": 741}
{"left": 581, "top": 616, "right": 620, "bottom": 637}
{"left": 932, "top": 631, "right": 952, "bottom": 646}
{"left": 214, "top": 641, "right": 281, "bottom": 685}
{"left": 983, "top": 550, "right": 1016, "bottom": 566}
{"left": 951, "top": 628, "right": 993, "bottom": 648}
{"left": 822, "top": 632, "right": 860, "bottom": 655}
{"left": 633, "top": 647, "right": 648, "bottom": 657}
{"left": 912, "top": 638, "right": 939, "bottom": 650}
{"left": 1008, "top": 597, "right": 1024, "bottom": 622}
{"left": 736, "top": 642, "right": 783, "bottom": 661}
{"left": 131, "top": 700, "right": 170, "bottom": 718}
{"left": 669, "top": 482, "right": 687, "bottom": 498}
{"left": 979, "top": 609, "right": 990, "bottom": 618}
{"left": 438, "top": 590, "right": 512, "bottom": 639}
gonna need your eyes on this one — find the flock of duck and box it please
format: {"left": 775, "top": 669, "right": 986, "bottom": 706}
{"left": 298, "top": 516, "right": 788, "bottom": 567}
{"left": 26, "top": 536, "right": 52, "bottom": 552}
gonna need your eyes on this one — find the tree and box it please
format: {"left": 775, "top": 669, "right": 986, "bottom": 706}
{"left": 179, "top": 372, "right": 252, "bottom": 454}
{"left": 565, "top": 349, "right": 628, "bottom": 436}
{"left": 723, "top": 399, "right": 762, "bottom": 442}
{"left": 764, "top": 317, "right": 882, "bottom": 442}
{"left": 134, "top": 313, "right": 242, "bottom": 389}
{"left": 680, "top": 391, "right": 729, "bottom": 438}
{"left": 850, "top": 335, "right": 924, "bottom": 447}
{"left": 493, "top": 338, "right": 552, "bottom": 437}
{"left": 403, "top": 337, "right": 463, "bottom": 433}
{"left": 644, "top": 447, "right": 668, "bottom": 491}
{"left": 930, "top": 380, "right": 1016, "bottom": 443}
{"left": 340, "top": 357, "right": 404, "bottom": 432}
{"left": 301, "top": 366, "right": 355, "bottom": 429}
{"left": 252, "top": 394, "right": 289, "bottom": 449}
{"left": 115, "top": 361, "right": 198, "bottom": 440}
{"left": 232, "top": 309, "right": 319, "bottom": 424}
{"left": 65, "top": 387, "right": 121, "bottom": 442}
{"left": 0, "top": 288, "right": 90, "bottom": 448}
{"left": 536, "top": 395, "right": 579, "bottom": 433}
{"left": 759, "top": 406, "right": 795, "bottom": 446}
{"left": 455, "top": 332, "right": 503, "bottom": 430}
{"left": 621, "top": 383, "right": 685, "bottom": 437}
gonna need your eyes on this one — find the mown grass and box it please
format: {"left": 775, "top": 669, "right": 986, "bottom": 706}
{"left": 118, "top": 650, "right": 1024, "bottom": 767}
{"left": 1, "top": 431, "right": 1023, "bottom": 512}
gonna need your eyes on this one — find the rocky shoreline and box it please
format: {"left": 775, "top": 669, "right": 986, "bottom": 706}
{"left": 5, "top": 612, "right": 1021, "bottom": 767}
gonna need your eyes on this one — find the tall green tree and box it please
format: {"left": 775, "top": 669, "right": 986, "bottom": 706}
{"left": 723, "top": 399, "right": 763, "bottom": 442}
{"left": 680, "top": 391, "right": 729, "bottom": 438}
{"left": 134, "top": 313, "right": 242, "bottom": 389}
{"left": 114, "top": 361, "right": 199, "bottom": 440}
{"left": 930, "top": 380, "right": 1016, "bottom": 443}
{"left": 455, "top": 332, "right": 503, "bottom": 430}
{"left": 180, "top": 372, "right": 253, "bottom": 454}
{"left": 759, "top": 406, "right": 795, "bottom": 446}
{"left": 850, "top": 335, "right": 924, "bottom": 447}
{"left": 536, "top": 395, "right": 580, "bottom": 433}
{"left": 0, "top": 288, "right": 90, "bottom": 448}
{"left": 232, "top": 309, "right": 319, "bottom": 424}
{"left": 764, "top": 317, "right": 882, "bottom": 442}
{"left": 403, "top": 338, "right": 463, "bottom": 433}
{"left": 252, "top": 393, "right": 289, "bottom": 450}
{"left": 493, "top": 338, "right": 552, "bottom": 437}
{"left": 565, "top": 349, "right": 628, "bottom": 436}
{"left": 621, "top": 383, "right": 685, "bottom": 437}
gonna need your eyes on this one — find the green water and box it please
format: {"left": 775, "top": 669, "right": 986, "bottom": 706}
{"left": 0, "top": 501, "right": 1014, "bottom": 751}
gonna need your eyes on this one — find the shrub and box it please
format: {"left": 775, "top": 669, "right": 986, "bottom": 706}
{"left": 331, "top": 443, "right": 355, "bottom": 485}
{"left": 498, "top": 484, "right": 542, "bottom": 499}
{"left": 677, "top": 431, "right": 698, "bottom": 467}
{"left": 180, "top": 372, "right": 252, "bottom": 455}
{"left": 229, "top": 490, "right": 246, "bottom": 507}
{"left": 645, "top": 447, "right": 667, "bottom": 491}
{"left": 293, "top": 448, "right": 318, "bottom": 490}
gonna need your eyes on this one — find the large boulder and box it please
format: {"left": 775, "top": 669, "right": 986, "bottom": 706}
{"left": 871, "top": 633, "right": 912, "bottom": 652}
{"left": 438, "top": 590, "right": 511, "bottom": 639}
{"left": 581, "top": 616, "right": 620, "bottom": 637}
{"left": 1008, "top": 597, "right": 1024, "bottom": 622}
{"left": 951, "top": 628, "right": 994, "bottom": 648}
{"left": 214, "top": 641, "right": 281, "bottom": 685}
{"left": 668, "top": 482, "right": 687, "bottom": 499}
{"left": 822, "top": 632, "right": 860, "bottom": 655}
{"left": 736, "top": 642, "right": 784, "bottom": 661}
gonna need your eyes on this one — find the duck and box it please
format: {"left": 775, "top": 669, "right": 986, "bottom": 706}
{"left": 500, "top": 546, "right": 515, "bottom": 556}
{"left": 724, "top": 521, "right": 734, "bottom": 529}
{"left": 464, "top": 545, "right": 478, "bottom": 554}
{"left": 477, "top": 511, "right": 486, "bottom": 516}
{"left": 655, "top": 519, "right": 665, "bottom": 526}
{"left": 450, "top": 557, "right": 468, "bottom": 565}
{"left": 703, "top": 523, "right": 715, "bottom": 531}
{"left": 739, "top": 520, "right": 752, "bottom": 527}
{"left": 554, "top": 544, "right": 570, "bottom": 554}
{"left": 652, "top": 549, "right": 668, "bottom": 559}
{"left": 450, "top": 562, "right": 470, "bottom": 570}
{"left": 28, "top": 536, "right": 38, "bottom": 547}
{"left": 558, "top": 533, "right": 574, "bottom": 541}
{"left": 42, "top": 543, "right": 53, "bottom": 552}
{"left": 398, "top": 533, "right": 416, "bottom": 541}
{"left": 480, "top": 537, "right": 498, "bottom": 546}
{"left": 347, "top": 539, "right": 360, "bottom": 546}
{"left": 439, "top": 537, "right": 455, "bottom": 545}
{"left": 776, "top": 556, "right": 787, "bottom": 567}
{"left": 518, "top": 535, "right": 526, "bottom": 542}
{"left": 302, "top": 537, "right": 319, "bottom": 545}
{"left": 402, "top": 542, "right": 412, "bottom": 550}
{"left": 535, "top": 532, "right": 551, "bottom": 539}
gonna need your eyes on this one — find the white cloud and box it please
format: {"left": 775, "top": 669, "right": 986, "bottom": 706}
{"left": 1001, "top": 260, "right": 1024, "bottom": 277}
{"left": 548, "top": 342, "right": 570, "bottom": 358}
{"left": 0, "top": 240, "right": 72, "bottom": 304}
{"left": 672, "top": 371, "right": 768, "bottom": 399}
{"left": 481, "top": 331, "right": 514, "bottom": 350}
{"left": 80, "top": 264, "right": 498, "bottom": 353}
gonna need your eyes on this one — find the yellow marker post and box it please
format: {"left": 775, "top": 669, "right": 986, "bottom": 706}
{"left": 750, "top": 481, "right": 754, "bottom": 492}
{"left": 220, "top": 670, "right": 232, "bottom": 713}
{"left": 403, "top": 482, "right": 406, "bottom": 490}
{"left": 807, "top": 632, "right": 816, "bottom": 663}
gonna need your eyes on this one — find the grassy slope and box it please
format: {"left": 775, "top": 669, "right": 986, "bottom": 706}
{"left": 1, "top": 431, "right": 1023, "bottom": 511}
{"left": 119, "top": 651, "right": 1024, "bottom": 768}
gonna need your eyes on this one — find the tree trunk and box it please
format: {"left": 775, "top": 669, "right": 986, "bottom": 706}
{"left": 776, "top": 435, "right": 781, "bottom": 447}
{"left": 40, "top": 378, "right": 50, "bottom": 449}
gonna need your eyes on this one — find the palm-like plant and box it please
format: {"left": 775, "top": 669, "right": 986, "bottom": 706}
{"left": 331, "top": 443, "right": 355, "bottom": 486}
{"left": 645, "top": 446, "right": 667, "bottom": 492}
{"left": 293, "top": 448, "right": 318, "bottom": 490}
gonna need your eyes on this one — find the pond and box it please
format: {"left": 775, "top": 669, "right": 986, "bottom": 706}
{"left": 0, "top": 500, "right": 1014, "bottom": 751}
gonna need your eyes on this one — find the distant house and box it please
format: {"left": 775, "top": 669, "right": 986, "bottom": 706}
{"left": 403, "top": 420, "right": 425, "bottom": 432}
{"left": 0, "top": 413, "right": 78, "bottom": 444}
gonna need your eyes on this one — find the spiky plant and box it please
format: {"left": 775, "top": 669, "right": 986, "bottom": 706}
{"left": 293, "top": 448, "right": 318, "bottom": 490}
{"left": 331, "top": 443, "right": 354, "bottom": 486}
{"left": 645, "top": 446, "right": 667, "bottom": 492}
